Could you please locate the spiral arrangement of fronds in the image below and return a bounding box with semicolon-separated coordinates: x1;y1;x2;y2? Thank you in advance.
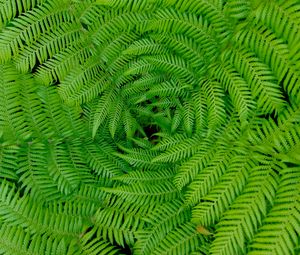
0;0;299;254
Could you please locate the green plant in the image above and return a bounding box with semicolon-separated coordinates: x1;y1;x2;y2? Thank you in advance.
0;0;299;254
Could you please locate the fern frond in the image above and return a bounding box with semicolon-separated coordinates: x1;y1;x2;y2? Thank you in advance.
112;168;175;185
209;158;281;255
124;38;167;56
0;224;74;255
152;134;204;163
145;80;190;99
248;167;300;255
95;0;159;12
182;100;195;136
39;85;84;138
17;142;61;202
234;22;300;100
122;108;139;139
171;108;183;133
202;79;226;129
144;54;195;83
147;6;220;48
0;0;47;29
84;142;124;178
92;206;143;247
108;96;124;138
0;0;74;62
121;73;164;97
150;221;205;255
253;0;300;47
114;147;169;171
247;104;300;156
192;155;252;227
91;9;150;46
152;133;189;152
0;63;31;140
47;141;83;195
153;33;208;69
224;46;286;114
184;149;235;206
79;228;124;255
102;180;180;206
169;0;231;41
173;138;217;190
15;22;83;73
0;1;299;254
211;62;256;124
92;88;117;137
134;200;190;255
97;33;138;64
192;87;208;132
58;57;108;105
35;42;93;85
173;116;241;190
224;0;251;21
0;181;84;237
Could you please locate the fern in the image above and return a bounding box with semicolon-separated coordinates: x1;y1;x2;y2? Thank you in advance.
0;0;299;254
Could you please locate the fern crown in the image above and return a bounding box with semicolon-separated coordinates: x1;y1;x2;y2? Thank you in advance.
0;0;299;254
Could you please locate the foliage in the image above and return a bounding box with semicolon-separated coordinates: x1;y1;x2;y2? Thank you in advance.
0;0;299;254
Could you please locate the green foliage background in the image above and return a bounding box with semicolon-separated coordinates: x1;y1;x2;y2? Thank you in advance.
0;0;300;254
